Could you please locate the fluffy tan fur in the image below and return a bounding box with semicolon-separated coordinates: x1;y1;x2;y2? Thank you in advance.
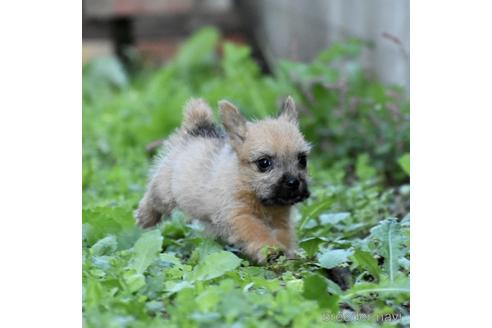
136;96;310;263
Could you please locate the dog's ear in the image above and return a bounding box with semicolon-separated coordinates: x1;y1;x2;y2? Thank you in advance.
219;100;247;149
278;96;298;125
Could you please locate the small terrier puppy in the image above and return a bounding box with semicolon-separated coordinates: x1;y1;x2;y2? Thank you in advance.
136;96;310;263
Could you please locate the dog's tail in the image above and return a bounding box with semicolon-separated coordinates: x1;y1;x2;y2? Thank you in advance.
182;98;219;137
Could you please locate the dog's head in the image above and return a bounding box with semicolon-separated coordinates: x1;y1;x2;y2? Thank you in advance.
219;96;311;206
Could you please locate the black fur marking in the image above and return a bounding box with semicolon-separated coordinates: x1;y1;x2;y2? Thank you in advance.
260;178;310;206
188;122;225;139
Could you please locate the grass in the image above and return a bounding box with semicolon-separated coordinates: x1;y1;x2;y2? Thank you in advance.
83;27;410;327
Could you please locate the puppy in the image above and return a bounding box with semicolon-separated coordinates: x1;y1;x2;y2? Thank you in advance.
136;96;311;263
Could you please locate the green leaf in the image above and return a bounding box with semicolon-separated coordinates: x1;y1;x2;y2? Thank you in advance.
128;230;163;274
317;39;366;63
299;237;328;257
84;277;105;311
317;248;353;269
188;251;242;282
82;206;136;246
123;270;146;292
188;238;223;265
90;235;117;256
175;27;219;68
352;248;381;281
398;153;410;175
299;196;335;230
84;56;128;89
303;273;339;312
342;277;409;300
369;218;403;282
319;212;350;225
165;280;193;294
325;278;343;296
356;153;377;180
160;253;182;266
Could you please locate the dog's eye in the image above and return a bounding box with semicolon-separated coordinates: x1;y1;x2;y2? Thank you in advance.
298;153;307;169
256;157;272;172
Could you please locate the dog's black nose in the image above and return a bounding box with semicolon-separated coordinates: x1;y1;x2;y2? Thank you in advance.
284;175;300;190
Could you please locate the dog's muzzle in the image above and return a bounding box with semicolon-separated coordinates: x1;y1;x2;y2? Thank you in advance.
261;174;310;206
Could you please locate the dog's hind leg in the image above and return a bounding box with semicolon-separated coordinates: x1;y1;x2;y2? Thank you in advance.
135;192;165;228
135;164;175;228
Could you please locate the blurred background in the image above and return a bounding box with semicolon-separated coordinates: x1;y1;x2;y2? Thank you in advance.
83;0;409;90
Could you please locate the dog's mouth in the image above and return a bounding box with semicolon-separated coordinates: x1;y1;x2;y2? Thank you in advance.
260;190;310;206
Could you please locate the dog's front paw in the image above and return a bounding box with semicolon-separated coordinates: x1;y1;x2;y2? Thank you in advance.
249;244;284;264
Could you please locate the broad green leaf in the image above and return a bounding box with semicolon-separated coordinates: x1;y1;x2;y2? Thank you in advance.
399;257;410;271
369;218;403;282
285;279;303;292
299;196;335;230
319;212;350;225
317;39;366;63
123;270;146;292
356;154;377;180
90;235;117;256
325;278;343;296
299;237;328;257
352;248;381;281
175;27;219;68
82;207;136;246
303;273;339;312
160;253;182;266
84;56;128;89
188;238;223;265
84;277;105;311
165;280;193;294
317;248;353;269
128;230;163;274
145;300;164;315
342;277;409;300
398;153;410;175
188;251;241;282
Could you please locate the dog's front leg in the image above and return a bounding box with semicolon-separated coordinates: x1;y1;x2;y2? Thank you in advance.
229;214;284;263
271;216;297;259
